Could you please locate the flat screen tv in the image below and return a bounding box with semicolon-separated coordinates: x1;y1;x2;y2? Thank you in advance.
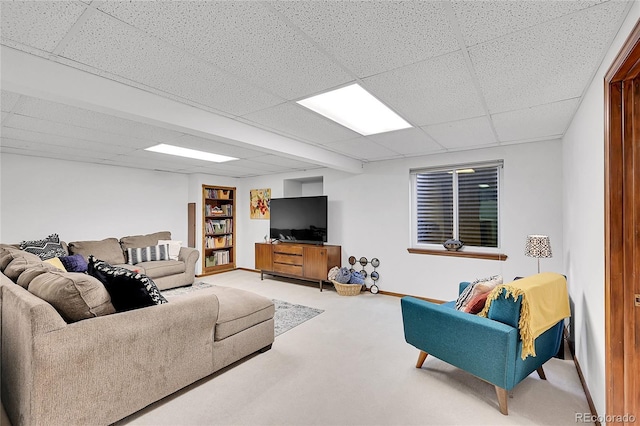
269;196;328;244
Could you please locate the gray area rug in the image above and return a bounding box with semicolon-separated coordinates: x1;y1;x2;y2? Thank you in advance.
272;299;323;337
162;282;323;337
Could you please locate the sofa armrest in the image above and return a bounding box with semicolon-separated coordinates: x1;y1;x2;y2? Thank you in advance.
401;296;518;388
178;246;200;283
27;292;218;425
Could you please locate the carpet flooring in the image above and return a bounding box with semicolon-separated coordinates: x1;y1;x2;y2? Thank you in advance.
117;270;591;425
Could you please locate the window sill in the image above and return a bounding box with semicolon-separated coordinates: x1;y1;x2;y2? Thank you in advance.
407;248;508;261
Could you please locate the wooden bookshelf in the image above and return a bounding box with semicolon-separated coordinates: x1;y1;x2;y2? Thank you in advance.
202;185;236;274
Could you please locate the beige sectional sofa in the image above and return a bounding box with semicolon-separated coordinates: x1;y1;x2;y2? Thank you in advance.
0;241;275;425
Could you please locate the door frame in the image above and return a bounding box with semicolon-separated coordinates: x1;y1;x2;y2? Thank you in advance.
604;19;640;420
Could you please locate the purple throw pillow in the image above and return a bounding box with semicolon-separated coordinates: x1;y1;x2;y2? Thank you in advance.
59;254;88;272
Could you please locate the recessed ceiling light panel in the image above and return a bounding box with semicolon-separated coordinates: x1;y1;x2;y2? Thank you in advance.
297;84;412;136
145;144;237;163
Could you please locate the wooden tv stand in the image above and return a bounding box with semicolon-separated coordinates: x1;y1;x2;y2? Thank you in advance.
255;242;341;291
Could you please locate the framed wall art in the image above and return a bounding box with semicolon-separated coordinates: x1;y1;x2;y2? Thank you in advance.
250;188;271;219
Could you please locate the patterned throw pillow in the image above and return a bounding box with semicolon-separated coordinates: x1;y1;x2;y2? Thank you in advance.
455;275;503;311
19;233;66;260
127;244;170;265
87;256;167;312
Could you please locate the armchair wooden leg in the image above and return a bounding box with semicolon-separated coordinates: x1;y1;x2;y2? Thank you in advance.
536;366;547;380
495;386;508;415
416;351;428;368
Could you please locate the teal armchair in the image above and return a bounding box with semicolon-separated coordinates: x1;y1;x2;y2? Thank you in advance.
401;281;565;415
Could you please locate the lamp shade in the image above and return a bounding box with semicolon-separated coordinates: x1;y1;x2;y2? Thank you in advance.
525;235;552;258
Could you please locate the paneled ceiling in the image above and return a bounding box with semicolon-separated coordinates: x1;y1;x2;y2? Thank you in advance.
0;1;632;177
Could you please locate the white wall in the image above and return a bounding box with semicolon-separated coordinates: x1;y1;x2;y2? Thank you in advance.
562;5;639;418
237;139;564;301
0;154;190;244
1;139;564;303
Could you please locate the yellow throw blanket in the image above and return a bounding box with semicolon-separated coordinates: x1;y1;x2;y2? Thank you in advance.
478;272;570;359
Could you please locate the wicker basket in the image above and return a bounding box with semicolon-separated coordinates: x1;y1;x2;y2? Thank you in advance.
331;280;362;296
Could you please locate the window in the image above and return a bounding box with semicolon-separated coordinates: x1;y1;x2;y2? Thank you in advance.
411;162;502;250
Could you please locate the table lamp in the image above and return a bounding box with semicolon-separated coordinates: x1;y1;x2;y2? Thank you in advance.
525;234;552;273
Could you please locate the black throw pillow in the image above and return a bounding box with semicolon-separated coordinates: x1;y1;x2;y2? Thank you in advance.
87;256;167;312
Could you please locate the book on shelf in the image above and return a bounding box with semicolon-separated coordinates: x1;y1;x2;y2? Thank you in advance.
205;204;232;216
205;250;230;267
204;234;232;249
205;219;232;235
205;189;232;200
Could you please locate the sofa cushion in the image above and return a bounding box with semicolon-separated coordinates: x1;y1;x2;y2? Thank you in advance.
68;238;125;265
127;244;171;265
16;263;59;288
28;271;116;322
87;256;167;312
120;231;171;252
0;248;15;271
210;286;275;341
134;260;186;279
19;233;67;260
0;247;40;271
464;291;490;314
59;254;88;272
4;256;44;281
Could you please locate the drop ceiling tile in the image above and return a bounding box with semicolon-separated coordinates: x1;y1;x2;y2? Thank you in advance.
0;1;86;53
1;127;137;155
452;0;605;47
97;1;352;101
241;102;360;144
0;138;119;163
5;114;155;148
363;51;485;126
14;95;185;143
57;11;283;116
423;116;497;149
324;137;402;161
1;91;22;112
271;1;458;78
250;154;320;170
469;0;630;113
492;98;580;142
188;160;275;177
367;128;444;156
101;155;189;173
228;159;295;173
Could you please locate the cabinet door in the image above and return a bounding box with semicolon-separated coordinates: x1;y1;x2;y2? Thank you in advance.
255;243;273;270
303;247;328;280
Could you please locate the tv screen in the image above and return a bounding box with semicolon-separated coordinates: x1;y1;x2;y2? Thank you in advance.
270;196;328;244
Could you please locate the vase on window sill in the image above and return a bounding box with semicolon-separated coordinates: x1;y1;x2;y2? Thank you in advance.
443;239;464;251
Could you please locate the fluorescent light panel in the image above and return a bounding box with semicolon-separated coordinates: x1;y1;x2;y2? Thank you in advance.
297;84;412;136
145;144;237;163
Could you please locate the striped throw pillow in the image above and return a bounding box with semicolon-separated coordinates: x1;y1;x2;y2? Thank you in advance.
127;244;170;265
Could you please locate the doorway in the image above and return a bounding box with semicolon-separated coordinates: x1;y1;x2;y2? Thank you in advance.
604;19;640;422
